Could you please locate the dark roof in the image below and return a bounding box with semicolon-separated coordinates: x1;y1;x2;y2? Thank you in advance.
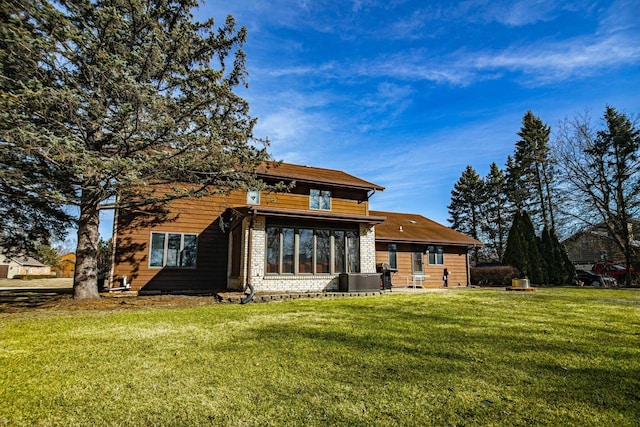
10;256;47;267
371;210;483;247
256;162;384;191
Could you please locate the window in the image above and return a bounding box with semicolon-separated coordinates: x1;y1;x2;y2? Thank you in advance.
310;189;331;210
266;227;280;274
298;229;313;273
428;245;444;265
388;244;397;270
315;230;331;273
334;231;345;273
412;250;424;273
266;225;359;275
346;231;359;273
247;190;260;205
282;228;295;273
149;232;197;268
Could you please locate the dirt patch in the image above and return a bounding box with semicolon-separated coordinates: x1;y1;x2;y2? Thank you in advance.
0;291;224;315
0;278;73;289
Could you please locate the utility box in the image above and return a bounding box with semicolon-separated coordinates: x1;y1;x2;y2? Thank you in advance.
339;273;381;292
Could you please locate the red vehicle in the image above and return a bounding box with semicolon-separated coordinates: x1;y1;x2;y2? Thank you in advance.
592;262;636;282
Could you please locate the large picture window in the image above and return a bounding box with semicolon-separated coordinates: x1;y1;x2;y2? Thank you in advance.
310;189;331;210
266;225;358;275
428;245;444;265
149;232;197;268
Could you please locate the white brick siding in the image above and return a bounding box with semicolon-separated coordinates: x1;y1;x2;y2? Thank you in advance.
230;217;379;292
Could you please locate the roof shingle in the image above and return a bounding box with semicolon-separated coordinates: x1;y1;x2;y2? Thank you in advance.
257;162;384;191
372;211;482;246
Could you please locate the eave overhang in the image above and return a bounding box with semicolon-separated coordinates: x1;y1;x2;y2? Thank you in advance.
245;206;387;225
375;236;483;247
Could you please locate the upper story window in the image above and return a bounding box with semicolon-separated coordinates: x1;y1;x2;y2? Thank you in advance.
310;189;331;210
428;245;444;265
149;232;197;268
247;190;260;205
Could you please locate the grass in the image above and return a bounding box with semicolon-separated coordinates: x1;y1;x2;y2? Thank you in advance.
1;288;639;426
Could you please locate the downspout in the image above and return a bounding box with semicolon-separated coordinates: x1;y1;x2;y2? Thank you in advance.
240;211;256;304
365;189;376;214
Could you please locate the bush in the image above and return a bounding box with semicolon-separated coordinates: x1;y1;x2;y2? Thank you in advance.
471;265;519;286
12;274;57;280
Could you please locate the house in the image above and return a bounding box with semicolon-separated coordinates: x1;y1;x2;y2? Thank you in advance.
111;162;480;294
112;162;386;293
0;251;52;279
372;211;483;288
53;253;76;278
562;220;639;267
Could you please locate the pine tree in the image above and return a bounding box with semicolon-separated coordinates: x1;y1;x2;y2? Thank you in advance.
509;111;556;231
482;163;511;261
520;211;545;284
448;165;485;263
0;1;272;298
503;211;545;284
503;211;526;275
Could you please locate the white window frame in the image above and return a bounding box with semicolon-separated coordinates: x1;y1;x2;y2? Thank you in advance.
247;190;260;205
428;245;444;265
149;232;197;268
310;189;331;211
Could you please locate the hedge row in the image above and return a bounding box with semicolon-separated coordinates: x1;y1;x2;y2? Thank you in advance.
11;275;58;280
470;266;520;286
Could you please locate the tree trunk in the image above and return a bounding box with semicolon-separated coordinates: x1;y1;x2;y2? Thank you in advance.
73;191;101;299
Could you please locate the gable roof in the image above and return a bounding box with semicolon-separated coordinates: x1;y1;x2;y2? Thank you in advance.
9;255;47;267
371;210;483;247
256;162;384;191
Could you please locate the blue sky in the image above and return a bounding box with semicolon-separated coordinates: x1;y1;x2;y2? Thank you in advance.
97;0;639;241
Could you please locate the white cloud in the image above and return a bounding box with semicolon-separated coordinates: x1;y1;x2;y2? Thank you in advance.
470;32;640;84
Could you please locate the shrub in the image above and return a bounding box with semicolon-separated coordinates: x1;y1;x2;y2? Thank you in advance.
470;265;519;286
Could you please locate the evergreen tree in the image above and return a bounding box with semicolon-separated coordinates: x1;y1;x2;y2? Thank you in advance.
540;227;575;286
503;211;545;284
503;211;526;274
0;1;273;298
552;231;575;285
448;165;485;263
510;111;556;231
520;211;545;284
482;163;511;261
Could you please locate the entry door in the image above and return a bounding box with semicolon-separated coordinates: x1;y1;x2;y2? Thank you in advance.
412;250;424;274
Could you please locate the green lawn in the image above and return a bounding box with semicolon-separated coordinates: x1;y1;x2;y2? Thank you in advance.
1;288;638;426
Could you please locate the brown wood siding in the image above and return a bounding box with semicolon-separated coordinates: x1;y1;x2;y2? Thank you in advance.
114;191;244;292
115;184;372;292
375;243;469;288
259;185;369;215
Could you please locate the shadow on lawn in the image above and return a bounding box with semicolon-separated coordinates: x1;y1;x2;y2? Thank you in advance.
232;300;639;421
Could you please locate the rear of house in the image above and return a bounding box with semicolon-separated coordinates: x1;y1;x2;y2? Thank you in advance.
372;211;482;288
112;162;385;294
